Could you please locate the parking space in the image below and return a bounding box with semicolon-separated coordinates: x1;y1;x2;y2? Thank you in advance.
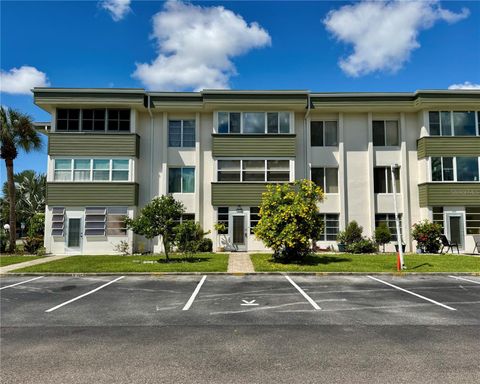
1;274;480;327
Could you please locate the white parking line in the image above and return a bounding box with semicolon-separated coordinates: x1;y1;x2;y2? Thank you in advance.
285;275;321;310
449;275;480;285
367;276;456;311
45;276;125;313
0;276;44;290
182;275;207;311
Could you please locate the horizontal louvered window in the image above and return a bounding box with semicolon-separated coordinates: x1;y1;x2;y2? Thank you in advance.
51;207;65;236
85;207;106;236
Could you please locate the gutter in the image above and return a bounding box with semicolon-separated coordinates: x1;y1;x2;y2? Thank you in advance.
304;94;312;178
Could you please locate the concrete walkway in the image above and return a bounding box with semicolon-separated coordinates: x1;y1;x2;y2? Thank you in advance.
0;255;71;274
227;252;254;273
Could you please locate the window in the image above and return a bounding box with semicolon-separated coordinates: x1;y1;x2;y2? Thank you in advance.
249;207;260;234
169;167;195;193
311;168;338;193
82;109;106;131
217;160;291;182
217;112;291;134
431;157;479;182
168;120;195;147
107;109;130;131
373;120;399;146
56;109;80;131
432;207;444;232
466;207;480;235
51;207;65;236
54;158;130;182
318;214;339;241
429;111;478;136
374;167;400;193
375;214;402;241
107;207;127;236
85;207;106;236
217;207;229;234
54;159;73;181
56;108;130;132
310;121;338;146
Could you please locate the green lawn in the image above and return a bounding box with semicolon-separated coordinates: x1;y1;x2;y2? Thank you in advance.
0;256;43;267
251;253;480;273
14;253;228;273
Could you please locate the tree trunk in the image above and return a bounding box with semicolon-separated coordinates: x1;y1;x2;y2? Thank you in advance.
162;236;170;263
5;158;16;253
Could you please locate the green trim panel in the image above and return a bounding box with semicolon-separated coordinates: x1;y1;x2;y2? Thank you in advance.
47;183;138;206
211;183;272;206
212;134;296;157
417;137;480;159
49;134;140;157
418;183;480;207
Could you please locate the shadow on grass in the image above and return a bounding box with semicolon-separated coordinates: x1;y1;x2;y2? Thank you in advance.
409;263;433;270
156;256;212;264
269;254;352;266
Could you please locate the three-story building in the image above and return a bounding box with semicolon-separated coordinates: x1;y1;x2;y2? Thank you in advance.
33;88;480;255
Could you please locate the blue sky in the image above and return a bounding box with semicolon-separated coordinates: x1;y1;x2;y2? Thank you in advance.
1;0;479;187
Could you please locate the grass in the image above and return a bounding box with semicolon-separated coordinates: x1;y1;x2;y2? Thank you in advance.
13;253;228;273
0;255;43;267
251;253;480;273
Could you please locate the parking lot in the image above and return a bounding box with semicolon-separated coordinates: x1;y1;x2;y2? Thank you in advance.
1;274;480;383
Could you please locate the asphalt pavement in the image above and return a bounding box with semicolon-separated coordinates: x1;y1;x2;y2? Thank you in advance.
1;275;479;383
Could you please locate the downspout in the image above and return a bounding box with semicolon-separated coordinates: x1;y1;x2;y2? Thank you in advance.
147;94;154;252
304;93;312;179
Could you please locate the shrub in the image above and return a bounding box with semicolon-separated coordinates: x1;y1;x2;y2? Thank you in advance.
197;238;213;252
36;246;46;257
346;238;377;254
23;236;43;254
337;221;363;245
411;220;442;253
28;213;45;237
0;229;7;253
375;223;392;252
113;240;130;255
254;180;324;262
175;220;211;254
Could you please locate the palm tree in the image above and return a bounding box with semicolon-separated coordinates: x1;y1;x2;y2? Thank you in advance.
1;107;41;252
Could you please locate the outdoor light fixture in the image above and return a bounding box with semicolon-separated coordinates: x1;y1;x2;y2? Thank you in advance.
390;164;405;270
236;206;243;214
3;224;10;231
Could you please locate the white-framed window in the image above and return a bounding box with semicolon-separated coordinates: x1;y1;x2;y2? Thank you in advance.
311;167;338;193
431;156;480;182
107;207;128;236
318;214;339;241
216;159;291;182
374;167;400;193
428;111;479;136
217;207;229;234
249;207;260;234
168;167;195;193
466;207;480;235
373;120;399;146
53;158;131;182
168;120;195;147
310;121;338;146
375;213;403;241
51;207;65;236
56;108;130;132
216;112;292;134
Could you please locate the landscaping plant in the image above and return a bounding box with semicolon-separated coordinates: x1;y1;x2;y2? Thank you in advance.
125;195;185;262
23;212;45;254
175;220;211;254
254;179;324;262
411;220;442;253
375;223;392;253
336;220;363;247
346;238;377;254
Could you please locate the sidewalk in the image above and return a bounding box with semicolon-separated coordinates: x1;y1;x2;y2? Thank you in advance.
227;253;254;273
0;255;71;274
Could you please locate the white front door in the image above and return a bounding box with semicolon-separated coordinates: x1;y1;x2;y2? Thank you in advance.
445;212;465;250
231;214;247;251
66;217;83;254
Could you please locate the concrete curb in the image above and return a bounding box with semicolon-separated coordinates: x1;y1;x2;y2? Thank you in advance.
2;272;480;277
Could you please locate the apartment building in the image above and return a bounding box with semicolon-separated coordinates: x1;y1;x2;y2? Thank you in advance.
33;88;480;255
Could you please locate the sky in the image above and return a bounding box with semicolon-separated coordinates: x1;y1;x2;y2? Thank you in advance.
1;0;479;187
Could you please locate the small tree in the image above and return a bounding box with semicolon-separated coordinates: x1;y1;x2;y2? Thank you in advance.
254;180;324;262
175;220;210;254
125;196;185;262
375;223;392;253
337;220;363;245
411;220;442;253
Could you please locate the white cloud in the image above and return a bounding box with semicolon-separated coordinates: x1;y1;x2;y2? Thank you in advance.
100;0;131;22
0;66;50;95
324;0;470;77
448;81;480;90
132;0;271;91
